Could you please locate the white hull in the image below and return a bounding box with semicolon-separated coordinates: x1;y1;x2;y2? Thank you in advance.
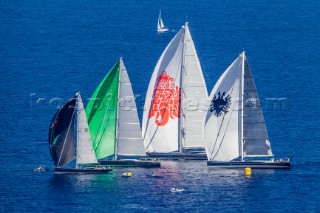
157;28;169;32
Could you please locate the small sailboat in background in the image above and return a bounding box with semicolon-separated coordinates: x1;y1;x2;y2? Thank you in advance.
85;58;160;167
143;22;208;160
157;10;169;32
48;93;112;173
204;52;291;169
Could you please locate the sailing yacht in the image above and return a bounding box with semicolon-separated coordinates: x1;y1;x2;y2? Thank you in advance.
85;58;160;167
157;10;169;32
204;52;291;168
48;93;112;173
143;22;208;159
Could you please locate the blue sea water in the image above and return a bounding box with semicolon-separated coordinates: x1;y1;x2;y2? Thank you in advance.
1;0;320;212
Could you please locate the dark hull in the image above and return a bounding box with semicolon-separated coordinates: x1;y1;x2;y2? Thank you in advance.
98;160;160;168
147;152;207;160
207;160;291;169
55;167;113;174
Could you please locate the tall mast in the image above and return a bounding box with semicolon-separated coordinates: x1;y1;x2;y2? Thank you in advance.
240;52;245;161
75;93;79;169
114;59;121;161
179;23;187;153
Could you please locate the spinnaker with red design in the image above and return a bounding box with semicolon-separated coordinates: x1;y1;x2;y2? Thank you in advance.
142;22;208;158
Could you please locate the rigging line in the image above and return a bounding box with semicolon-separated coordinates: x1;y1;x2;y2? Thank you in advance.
211;94;238;160
58;107;76;166
209;71;241;161
145;37;184;150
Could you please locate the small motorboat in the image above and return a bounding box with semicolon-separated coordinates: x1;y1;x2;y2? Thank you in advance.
122;172;132;177
146;172;163;178
33;166;49;172
170;187;184;193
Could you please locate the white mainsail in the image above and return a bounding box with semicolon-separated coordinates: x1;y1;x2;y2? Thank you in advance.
143;22;208;153
242;55;273;157
75;93;98;166
181;23;208;150
116;58;146;158
204;52;273;161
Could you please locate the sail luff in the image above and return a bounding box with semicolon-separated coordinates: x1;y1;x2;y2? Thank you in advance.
240;52;245;161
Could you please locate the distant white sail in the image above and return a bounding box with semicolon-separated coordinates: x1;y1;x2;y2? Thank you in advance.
117;58;146;158
205;52;273;161
157;10;169;32
76;93;98;166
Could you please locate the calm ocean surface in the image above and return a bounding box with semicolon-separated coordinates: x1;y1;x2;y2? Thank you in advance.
1;0;320;212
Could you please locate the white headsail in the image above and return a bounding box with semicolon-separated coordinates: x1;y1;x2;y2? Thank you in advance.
205;52;273;161
76;93;98;166
116;58;146;158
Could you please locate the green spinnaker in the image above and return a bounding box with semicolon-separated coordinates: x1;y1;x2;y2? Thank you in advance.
86;61;120;160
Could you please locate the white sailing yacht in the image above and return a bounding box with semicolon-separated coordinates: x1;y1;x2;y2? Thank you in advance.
157;10;169;32
143;22;208;159
204;52;290;168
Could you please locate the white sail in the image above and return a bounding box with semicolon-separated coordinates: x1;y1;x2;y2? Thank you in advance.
242;55;273;157
204;55;243;161
116;58;146;158
181;23;208;150
143;27;185;153
143;22;208;153
76;93;98;166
